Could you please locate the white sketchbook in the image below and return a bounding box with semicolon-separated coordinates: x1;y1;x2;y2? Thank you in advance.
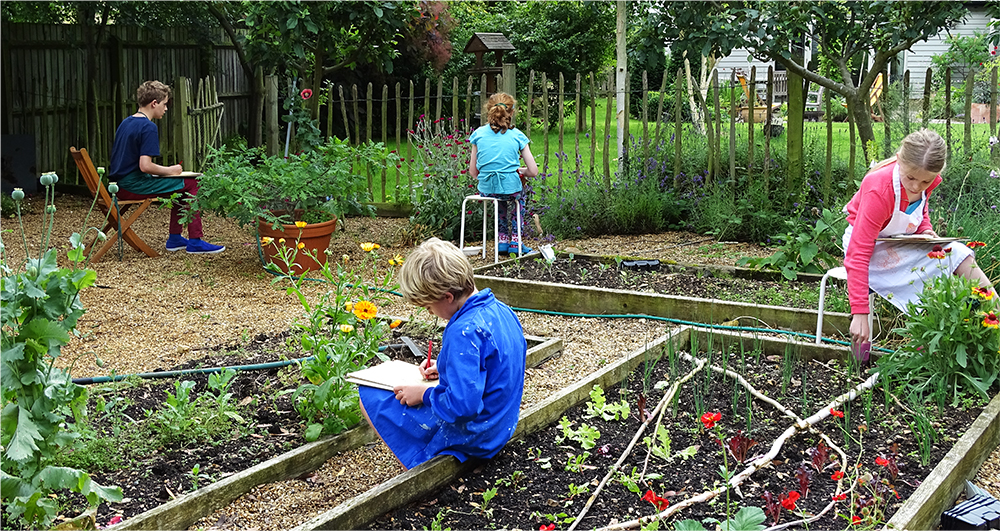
150;171;202;178
346;359;439;391
876;235;967;244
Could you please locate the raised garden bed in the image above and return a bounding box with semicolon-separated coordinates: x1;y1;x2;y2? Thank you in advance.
474;253;854;337
52;321;560;531
281;327;997;531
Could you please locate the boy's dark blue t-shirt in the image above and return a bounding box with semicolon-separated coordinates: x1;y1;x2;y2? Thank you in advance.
108;116;160;179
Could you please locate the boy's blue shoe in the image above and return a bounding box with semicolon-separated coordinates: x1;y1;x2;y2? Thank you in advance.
186;238;226;254
513;244;533;254
497;243;510;254
165;234;188;252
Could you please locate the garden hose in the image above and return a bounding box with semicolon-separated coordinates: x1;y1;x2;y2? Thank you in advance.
72;344;404;385
248;230;889;354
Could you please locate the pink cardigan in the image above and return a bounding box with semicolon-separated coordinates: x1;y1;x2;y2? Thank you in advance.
843;162;941;314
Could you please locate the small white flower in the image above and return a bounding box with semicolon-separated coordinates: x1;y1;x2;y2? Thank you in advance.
991;170;998;179
990;136;999;147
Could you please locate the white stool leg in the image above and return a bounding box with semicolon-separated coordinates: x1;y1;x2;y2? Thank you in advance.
868;292;875;340
493;198;499;263
480;198;487;260
459;196;471;252
815;271;832;344
516;197;523;255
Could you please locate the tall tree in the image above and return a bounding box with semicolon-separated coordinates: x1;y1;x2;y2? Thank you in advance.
637;1;968;160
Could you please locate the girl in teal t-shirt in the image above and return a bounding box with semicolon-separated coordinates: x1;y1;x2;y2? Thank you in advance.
468;92;539;254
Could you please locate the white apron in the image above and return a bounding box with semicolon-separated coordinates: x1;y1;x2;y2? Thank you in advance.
843;164;974;314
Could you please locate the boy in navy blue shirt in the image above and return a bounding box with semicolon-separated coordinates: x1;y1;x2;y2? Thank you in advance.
108;80;224;254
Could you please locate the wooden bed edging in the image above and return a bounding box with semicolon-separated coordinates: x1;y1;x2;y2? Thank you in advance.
115;425;376;531
476;274;852;336
687;326;852;360
288;328;691;531
885;390;1000;531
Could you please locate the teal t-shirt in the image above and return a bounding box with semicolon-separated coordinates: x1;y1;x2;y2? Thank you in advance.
469;125;529;195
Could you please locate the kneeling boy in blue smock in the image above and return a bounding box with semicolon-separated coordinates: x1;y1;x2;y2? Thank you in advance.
359;237;526;469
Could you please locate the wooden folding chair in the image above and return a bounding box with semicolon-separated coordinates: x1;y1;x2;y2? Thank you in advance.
70;147;161;262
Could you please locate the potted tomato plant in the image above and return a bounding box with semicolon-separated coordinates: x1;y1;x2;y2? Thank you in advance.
190;137;387;273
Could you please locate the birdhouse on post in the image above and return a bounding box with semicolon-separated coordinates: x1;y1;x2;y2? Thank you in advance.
464;32;515;98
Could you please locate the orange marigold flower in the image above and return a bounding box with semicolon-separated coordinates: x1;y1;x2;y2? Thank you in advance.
353;300;378;320
297;242;305;250
983;312;999;329
389;319;402;329
295;221;307;228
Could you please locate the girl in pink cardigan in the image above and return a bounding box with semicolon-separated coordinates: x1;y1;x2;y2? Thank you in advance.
843;129;994;346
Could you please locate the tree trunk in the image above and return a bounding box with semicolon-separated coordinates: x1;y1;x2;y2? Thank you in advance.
849;96;876;162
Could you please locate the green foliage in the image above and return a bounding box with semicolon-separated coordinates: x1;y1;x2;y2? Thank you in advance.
277;245;398;441
930;32;993;103
737;207;847;279
564;452;591;473
1;178;122;528
554;416;601;449
643;424;673;461
407;116;479;241
146;375;246;447
585;384;630;421
192;137;386;229
885;264;1000;406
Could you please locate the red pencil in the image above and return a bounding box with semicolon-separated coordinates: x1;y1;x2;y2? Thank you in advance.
426;339;433;369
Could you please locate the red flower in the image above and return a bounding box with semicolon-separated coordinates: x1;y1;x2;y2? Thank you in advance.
832;493;847;501
700;411;722;429
927;245;946;259
852;515;863;525
642;489;670;511
780;491;800;510
300;88;313;100
831;470;845;481
968;241;987;248
875;456;889;466
830;408;844;418
540;525;556;531
983;312;999;329
107;516;123;526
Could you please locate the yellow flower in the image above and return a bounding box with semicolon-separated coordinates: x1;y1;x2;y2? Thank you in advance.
360;242;380;252
297;242;306;250
278;238;286;245
353;300;378;320
295;221;307;228
345;302;353;312
389;319;402;329
389;254;404;266
973;286;995;301
338;324;355;334
261;236;273;245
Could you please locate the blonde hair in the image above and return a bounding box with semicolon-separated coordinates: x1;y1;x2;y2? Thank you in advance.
136;81;171;107
897;128;947;174
397;237;475;307
483;92;516;134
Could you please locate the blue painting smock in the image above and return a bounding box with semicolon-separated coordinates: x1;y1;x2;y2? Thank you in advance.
108;116;184;195
359;288;526;469
469;125;529;195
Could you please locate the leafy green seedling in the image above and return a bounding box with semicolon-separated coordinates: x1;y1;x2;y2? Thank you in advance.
555;416;601;449
585;384;630;421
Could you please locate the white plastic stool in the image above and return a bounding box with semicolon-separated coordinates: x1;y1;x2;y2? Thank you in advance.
458;195;522;263
815;266;874;344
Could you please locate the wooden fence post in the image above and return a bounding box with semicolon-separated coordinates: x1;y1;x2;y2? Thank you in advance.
175;76;194;167
748;65;756;172
641;70;649;164
945;67;952;156
558;72;565;179
965;68;973;157
903;69;910;136
502;63;516;103
729;71;737;187
712;69;720;184
881;65;891;160
824;87;833;205
923;68;932;130
603;72;613;187
589;72;597;178
674;69;682;186
525;71;534;140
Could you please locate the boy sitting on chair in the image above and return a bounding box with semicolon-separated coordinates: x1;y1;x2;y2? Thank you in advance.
108;80;224;255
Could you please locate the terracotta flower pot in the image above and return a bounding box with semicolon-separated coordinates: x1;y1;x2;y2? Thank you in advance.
257;213;337;275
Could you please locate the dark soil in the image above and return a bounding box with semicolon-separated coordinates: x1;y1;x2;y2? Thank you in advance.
482;255;846;312
371;348;981;531
56;327;435;528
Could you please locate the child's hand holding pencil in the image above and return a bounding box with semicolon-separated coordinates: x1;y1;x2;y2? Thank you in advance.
419;340;439;381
